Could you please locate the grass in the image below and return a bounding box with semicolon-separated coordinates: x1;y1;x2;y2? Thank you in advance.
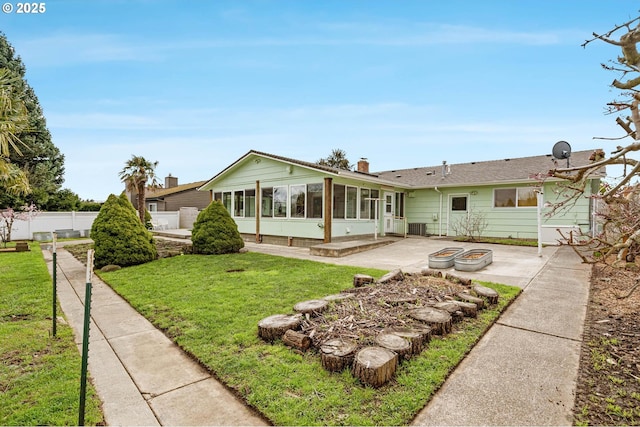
0;244;103;425
97;250;520;426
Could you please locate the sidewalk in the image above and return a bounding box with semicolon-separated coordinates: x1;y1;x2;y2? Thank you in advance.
43;246;267;426
43;237;590;426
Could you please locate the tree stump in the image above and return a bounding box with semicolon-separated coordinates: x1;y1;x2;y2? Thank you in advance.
282;329;311;352
293;299;329;314
320;338;358;372
375;333;412;360
257;314;302;342
409;307;452;335
382;326;430;355
353;274;375;288
473;285;499;305
456;292;485;310
433;302;464;322
449;300;478;318
377;269;404;284
420;268;443;278
353;346;397;388
444;272;472;286
323;293;355;302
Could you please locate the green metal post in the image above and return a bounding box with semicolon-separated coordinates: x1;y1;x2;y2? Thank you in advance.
78;249;94;426
52;233;57;337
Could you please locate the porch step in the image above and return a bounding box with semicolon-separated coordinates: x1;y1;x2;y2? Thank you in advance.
309;238;398;257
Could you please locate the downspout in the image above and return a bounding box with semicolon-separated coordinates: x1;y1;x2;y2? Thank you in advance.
434;187;443;237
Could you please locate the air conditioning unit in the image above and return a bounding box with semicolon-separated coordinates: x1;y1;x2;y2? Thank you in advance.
408;223;427;236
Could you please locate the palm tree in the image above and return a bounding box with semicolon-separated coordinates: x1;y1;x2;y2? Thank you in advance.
0;68;30;196
119;155;159;223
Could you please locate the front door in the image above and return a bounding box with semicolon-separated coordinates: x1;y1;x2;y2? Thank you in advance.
447;194;469;236
383;192;395;234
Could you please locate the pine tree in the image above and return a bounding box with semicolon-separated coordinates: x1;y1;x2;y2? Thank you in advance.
0;32;65;209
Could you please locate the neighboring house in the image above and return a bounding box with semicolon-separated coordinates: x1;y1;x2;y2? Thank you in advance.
198;149;605;247
127;175;211;212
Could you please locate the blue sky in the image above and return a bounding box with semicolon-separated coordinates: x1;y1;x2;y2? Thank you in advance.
1;0;638;201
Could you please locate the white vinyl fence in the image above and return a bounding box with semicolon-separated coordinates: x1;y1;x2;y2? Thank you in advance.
8;211;181;241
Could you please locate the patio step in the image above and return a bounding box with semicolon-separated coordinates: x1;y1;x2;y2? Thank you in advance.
309;238;398;257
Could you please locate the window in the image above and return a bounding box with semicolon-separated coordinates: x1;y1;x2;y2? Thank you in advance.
346;186;357;219
494;188;537;208
307;183;323;219
370;189;379;219
261;187;273;217
451;196;467;211
222;191;232;212
244;189;255;217
148;203;157;212
290;184;306;218
234;190;244;217
213;192;222;202
273;186;287;217
385;194;393;214
360;188;370;219
333;184;345;219
395;192;405;217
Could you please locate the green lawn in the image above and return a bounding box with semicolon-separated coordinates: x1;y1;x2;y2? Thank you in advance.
98;251;520;426
0;244;103;426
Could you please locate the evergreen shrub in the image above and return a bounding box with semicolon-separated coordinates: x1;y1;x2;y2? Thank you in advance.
90;193;158;268
192;200;244;255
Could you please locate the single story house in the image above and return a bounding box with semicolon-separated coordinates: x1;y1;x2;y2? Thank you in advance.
198;149;604;247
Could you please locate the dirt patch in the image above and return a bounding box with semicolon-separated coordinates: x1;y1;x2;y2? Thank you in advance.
61;238;192;265
573;263;640;425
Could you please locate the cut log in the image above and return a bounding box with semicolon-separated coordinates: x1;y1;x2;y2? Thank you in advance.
409;307;452;335
353;274;375;288
444;272;472;286
353;346;398;388
449;300;478;318
293;299;329;314
382;326;430;355
375;333;412;360
282;329;311;352
456;292;485;310
323;293;355;302
473;285;499;305
257;314;302;342
433;302;464;322
377;269;404;284
420;268;443;278
320;338;358;372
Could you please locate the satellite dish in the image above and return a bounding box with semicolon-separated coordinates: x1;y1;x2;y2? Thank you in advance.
552;141;571;167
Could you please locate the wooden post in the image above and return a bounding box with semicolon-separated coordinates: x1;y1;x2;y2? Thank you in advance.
255;180;260;243
324;177;332;243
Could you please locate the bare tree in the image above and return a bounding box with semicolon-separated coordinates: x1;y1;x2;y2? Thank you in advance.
450;208;488;242
547;16;640;265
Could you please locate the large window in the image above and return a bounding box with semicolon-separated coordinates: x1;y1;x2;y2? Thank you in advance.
346;186;357;219
494;188;537;208
360;188;370;219
261;187;273;217
273;186;287;218
290;184;306;218
222;191;232;212
245;189;256;217
370;189;379;219
307;183;323;218
234;190;244;217
333;184;345;219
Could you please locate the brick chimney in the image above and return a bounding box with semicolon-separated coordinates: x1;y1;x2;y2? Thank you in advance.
165;174;178;188
357;158;369;173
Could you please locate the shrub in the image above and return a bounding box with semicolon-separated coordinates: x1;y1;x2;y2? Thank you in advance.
90;194;158;269
192;200;244;254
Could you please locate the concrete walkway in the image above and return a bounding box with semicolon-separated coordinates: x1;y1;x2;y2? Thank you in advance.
43;236;590;426
43;246;267;426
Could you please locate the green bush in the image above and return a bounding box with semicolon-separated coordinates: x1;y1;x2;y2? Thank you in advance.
90;193;158;269
192;200;244;254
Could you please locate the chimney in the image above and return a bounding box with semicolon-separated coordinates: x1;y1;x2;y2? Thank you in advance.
165;174;178;188
357;158;369;173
